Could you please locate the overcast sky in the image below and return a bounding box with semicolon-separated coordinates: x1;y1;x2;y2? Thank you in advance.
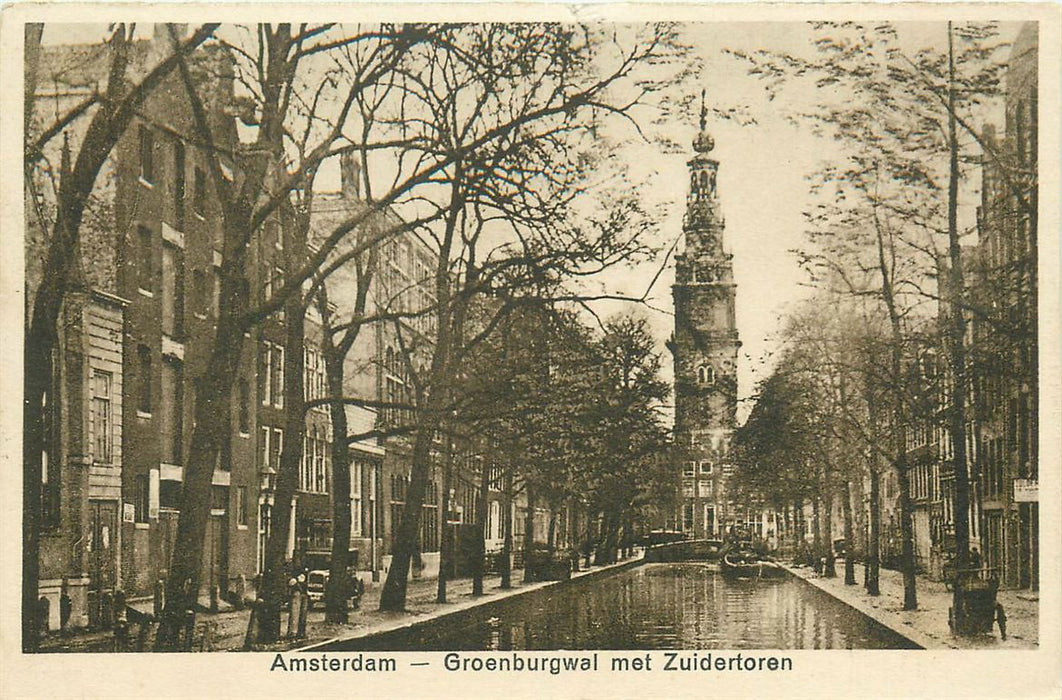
585;21;1018;422
40;21;1020;422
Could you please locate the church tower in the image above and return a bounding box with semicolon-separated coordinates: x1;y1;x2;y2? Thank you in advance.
669;91;740;538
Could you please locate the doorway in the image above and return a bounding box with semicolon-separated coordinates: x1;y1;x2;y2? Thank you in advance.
87;500;118;628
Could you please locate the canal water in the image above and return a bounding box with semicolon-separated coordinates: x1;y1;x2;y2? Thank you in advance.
326;563;918;651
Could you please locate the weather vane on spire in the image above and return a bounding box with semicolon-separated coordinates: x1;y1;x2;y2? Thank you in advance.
693;88;714;154
700;88;708;132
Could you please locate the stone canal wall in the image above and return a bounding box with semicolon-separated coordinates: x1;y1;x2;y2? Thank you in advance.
784;562;1037;650
304;556;645;652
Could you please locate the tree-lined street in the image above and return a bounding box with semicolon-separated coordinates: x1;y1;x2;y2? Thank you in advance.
20;17;1041;659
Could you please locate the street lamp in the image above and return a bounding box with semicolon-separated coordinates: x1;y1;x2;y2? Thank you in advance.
259;463;277;497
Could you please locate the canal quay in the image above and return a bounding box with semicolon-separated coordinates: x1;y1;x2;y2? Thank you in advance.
39;547;1038;654
313;559;918;652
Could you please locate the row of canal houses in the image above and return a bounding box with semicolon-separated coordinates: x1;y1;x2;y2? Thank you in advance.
27;27;552;633
889;23;1039;591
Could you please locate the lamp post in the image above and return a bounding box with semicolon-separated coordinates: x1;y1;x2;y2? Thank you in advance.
260;463;277;497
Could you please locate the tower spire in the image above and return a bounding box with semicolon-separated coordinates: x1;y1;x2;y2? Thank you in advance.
699;88;707;132
693;88;714;154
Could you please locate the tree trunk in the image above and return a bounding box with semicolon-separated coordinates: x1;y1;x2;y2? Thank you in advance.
547;510;558;553
472;459;489;596
324;346;352;624
897;456;918;609
867;458;881;596
522;485;536;583
500;466;513;589
600;511;620;565
436;432;454;604
945;21;973;628
843;480;857;585
257;293;308;641
823;486;836;578
812;497;822;563
379;415;436;611
22;332;48;651
156;294;246;648
884;261;917;610
871;171;917;610
381;157;463;611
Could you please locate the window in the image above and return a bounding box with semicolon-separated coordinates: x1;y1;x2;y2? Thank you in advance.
258;426;270;470
162;243;185;338
273;267;285;320
682;504;694;531
235;486;247;527
698;365;715;385
91;370;112;463
137;345;152;414
137;225;154;292
139;125;154;184
421;499;438;552
160;357;183;464
312;429;327;494
271;345;284;408
351;461;363;537
259;343;271;406
304;347;327;409
682;461;696;476
159;479;181;510
135;474;150;523
173;141;185;228
300;433;312;492
271;428;283;475
210;485;228;515
489;500;501;540
699;460;713;474
238;379;249;434
193;167;205;216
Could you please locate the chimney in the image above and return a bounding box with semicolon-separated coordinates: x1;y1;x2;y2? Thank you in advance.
340;150;361;200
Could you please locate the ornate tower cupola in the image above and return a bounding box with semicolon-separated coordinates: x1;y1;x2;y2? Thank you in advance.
689;89;718;206
676;90;731;287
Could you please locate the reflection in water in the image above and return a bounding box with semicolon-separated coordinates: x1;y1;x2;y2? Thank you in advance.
332;563;918;651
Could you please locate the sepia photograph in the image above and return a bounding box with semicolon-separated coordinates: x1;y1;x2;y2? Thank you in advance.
5;5;1059;695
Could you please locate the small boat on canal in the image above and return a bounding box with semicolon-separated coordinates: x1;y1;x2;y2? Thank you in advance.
721;548;786;579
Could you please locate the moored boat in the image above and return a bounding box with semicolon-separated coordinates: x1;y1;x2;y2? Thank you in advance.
721;549;786;579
